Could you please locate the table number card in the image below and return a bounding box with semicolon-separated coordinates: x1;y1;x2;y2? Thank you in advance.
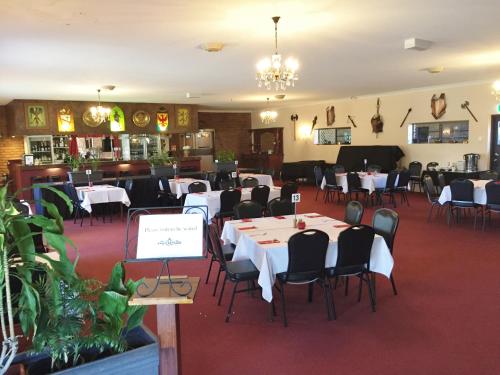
291;193;301;203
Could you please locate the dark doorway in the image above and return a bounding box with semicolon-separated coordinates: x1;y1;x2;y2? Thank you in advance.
491;115;500;173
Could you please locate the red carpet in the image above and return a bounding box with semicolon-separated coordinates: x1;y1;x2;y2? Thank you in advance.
64;186;500;375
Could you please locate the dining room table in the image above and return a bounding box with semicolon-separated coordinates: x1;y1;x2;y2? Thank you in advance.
76;184;131;213
239;173;274;187
438;179;493;205
221;213;394;302
183;186;281;221
160;178;212;199
321;172;397;195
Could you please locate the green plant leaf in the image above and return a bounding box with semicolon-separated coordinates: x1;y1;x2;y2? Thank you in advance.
126;305;147;331
106;262;127;294
99;290;128;316
18;280;40;335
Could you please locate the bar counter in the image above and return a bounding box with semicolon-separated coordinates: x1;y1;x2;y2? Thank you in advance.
8;157;201;199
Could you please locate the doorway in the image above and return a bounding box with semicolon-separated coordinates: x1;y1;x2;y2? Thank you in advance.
490;115;500;173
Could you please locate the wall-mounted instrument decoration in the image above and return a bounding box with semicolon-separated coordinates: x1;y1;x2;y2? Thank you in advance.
431;93;446;119
371;98;384;134
310;115;318;135
347;115;357;128
291;114;298;140
461;100;478;122
326;106;335;126
399;108;412;128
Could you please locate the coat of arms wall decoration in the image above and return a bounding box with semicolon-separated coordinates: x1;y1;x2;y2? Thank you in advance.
431;93;446;119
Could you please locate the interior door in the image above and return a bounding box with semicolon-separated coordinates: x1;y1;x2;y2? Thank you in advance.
491;115;500;173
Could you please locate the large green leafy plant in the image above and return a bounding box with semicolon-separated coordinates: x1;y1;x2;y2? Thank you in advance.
216;150;235;162
0;184;147;373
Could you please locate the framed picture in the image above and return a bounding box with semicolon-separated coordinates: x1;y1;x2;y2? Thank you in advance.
109;106;126;132
157;112;169;132
25;104;48;129
24;154;34;166
57;107;75;132
176;107;190;127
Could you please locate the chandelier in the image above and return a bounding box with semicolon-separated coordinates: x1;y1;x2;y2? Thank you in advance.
256;16;299;90
260;98;278;124
492;80;500;101
89;89;111;122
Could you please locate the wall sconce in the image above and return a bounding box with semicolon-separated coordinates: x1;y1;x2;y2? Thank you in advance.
492;80;500;101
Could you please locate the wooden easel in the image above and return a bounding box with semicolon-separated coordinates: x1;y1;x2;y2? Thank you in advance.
129;276;200;375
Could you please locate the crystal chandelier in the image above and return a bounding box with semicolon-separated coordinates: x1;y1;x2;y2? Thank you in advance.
256;16;299;90
89;89;111;122
492;80;500;101
260;98;278;124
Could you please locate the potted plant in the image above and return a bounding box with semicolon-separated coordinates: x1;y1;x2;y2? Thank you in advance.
148;152;176;177
0;184;157;374
66;156;89;184
214;150;237;173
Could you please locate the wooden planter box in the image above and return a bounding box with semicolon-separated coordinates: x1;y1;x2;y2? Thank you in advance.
150;166;175;178
67;170;104;184
12;325;159;374
214;161;236;173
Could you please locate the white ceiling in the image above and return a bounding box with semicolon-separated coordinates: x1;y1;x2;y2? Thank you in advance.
1;0;500;109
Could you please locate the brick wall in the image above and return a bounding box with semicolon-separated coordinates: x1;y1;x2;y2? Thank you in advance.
0;106;25;176
198;112;251;159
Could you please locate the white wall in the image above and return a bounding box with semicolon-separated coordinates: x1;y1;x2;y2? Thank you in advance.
251;82;498;170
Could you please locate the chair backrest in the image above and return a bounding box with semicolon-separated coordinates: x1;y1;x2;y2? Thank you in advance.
268;198;294;216
63;183;79;203
159;177;172;194
422;175;436;201
283;229;329;282
124;178;134;193
347;172;361;190
208;224;226;267
437;173;446;189
280;182;298;200
324;168;337;186
251;185;270;208
372;208;399;253
233;200;263;219
215;172;232;190
219;189;242;213
188;181;207;193
219;179;236;190
479;170;499;180
485;181;500;206
426;162;439;171
367;164;382;173
449;179;474;203
336;225;375;273
242;177;259;188
334;165;345;174
344;201;364;225
385;170;399;189
408;161;422;178
313;166;324;187
396;170;411;188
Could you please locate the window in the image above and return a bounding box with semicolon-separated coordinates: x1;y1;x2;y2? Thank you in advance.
314;127;351;145
408;121;469;144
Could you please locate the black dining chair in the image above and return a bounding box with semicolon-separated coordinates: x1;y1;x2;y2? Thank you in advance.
313;166;324;201
395;169;411;206
251;185;270;211
333;165;345;174
408;161;423;192
448;179;482;229
423;175;444;222
275;229;332;326
323;168;344;203
158;176;179;206
219;178;236;190
437;173;446;194
375;170;398;207
63;183;90;226
214;188;241;229
215;172;234;190
209;224;260;322
482;181;500;230
188;181;207;193
372;208;399;296
233;200;263;220
280;181;298;201
344;201;363;225
268;198;294;216
241;176;259;188
347;172;369;205
326;225;376;315
367;164;382;173
426;162;439;171
205;224;235;294
479;170;499;180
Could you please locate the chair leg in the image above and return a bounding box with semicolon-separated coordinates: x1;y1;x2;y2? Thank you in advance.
326;278;336;320
308;283;314;302
217;274;228;306
371;273;377;303
357;275;363;302
321;281;332;321
205;255;215;284
279;282;288;327
390;274;398;295
225;281;239;322
344;276;349;296
366;273;376;312
213;265;222;296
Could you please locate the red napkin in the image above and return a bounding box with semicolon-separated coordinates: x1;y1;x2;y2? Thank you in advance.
334;224;350;228
241;218;253;222
239;226;257;230
274;216;286;219
304;214;324;218
258;239;280;245
495;181;500;185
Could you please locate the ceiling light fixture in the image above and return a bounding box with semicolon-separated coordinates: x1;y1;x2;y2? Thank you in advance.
260;98;278;125
492;80;500;101
89;88;111;122
256;16;299;90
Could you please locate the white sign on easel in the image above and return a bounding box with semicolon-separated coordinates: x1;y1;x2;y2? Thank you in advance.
136;214;203;259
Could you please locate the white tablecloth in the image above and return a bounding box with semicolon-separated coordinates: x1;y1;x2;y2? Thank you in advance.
239;173;274;187
223;213;394;302
76;185;131;213
321;173;392;195
161;178;212;199
183;187;281;221
438;179;492;205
